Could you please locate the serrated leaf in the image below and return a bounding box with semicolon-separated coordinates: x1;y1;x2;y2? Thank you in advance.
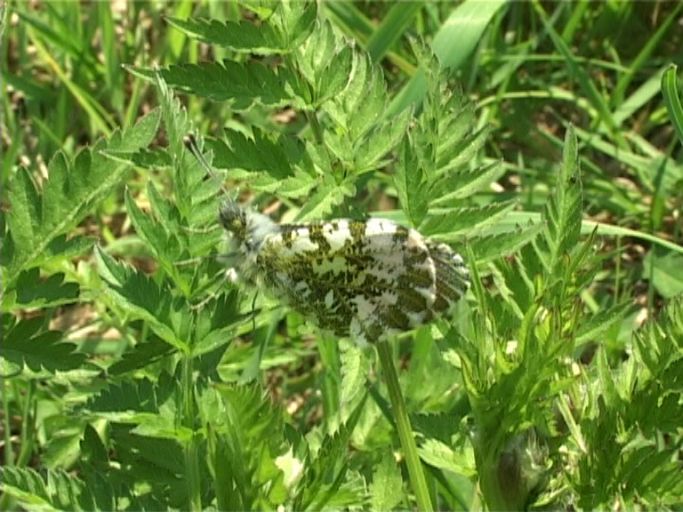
5;109;160;282
421;201;516;239
276;170;317;199
107;336;174;375
538;126;583;272
95;246;186;351
192;291;244;357
84;374;173;416
576;302;632;345
125;188;176;260
321;52;390;145
436;126;490;179
1;317;85;373
6;167;42;259
156;72;192;164
14;269;80;308
395;138;428;227
339;343;369;411
294;179;355;221
271;1;317;49
297;19;337;90
156;78;227;232
208;384;288;509
161;61;300;110
356;109;410;173
418;438;476;478
634;296;683;376
317;44;353;105
370;452;405;511
432;161;507;205
294;396;367;511
166;16;285;54
0;467;97;512
340;53;387;139
469;223;543;262
210;129;297;179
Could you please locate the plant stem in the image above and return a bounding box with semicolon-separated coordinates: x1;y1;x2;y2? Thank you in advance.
181;355;202;511
376;340;433;511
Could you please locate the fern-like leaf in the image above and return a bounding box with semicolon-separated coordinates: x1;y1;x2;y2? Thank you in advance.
1;316;85;373
4;109;160;284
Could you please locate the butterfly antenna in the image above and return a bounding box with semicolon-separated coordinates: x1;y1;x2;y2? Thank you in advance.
251;291;259;333
184;133;234;202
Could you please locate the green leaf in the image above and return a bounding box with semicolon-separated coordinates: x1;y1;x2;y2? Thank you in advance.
161;61;300;110
0;467;97;512
14;268;80;308
294;397;367;511
270;1;318;49
107;336;174;375
662;64;683;146
211;129;299;179
387;0;507;116
339;342;370;415
634;296;683;377
207;384;288;510
296;19;341;101
470;224;543;263
354;109;410;173
317;44;354;106
4;109;160;283
276;170;317;199
366;2;421;62
370;451;405;510
325;52;388;140
95;246;187;352
432;161;506;206
294;178;356;221
156;76;225;232
84;373;175;419
418;438;476;478
1;317;85;373
537;126;583;273
575;302;632;345
395;136;428;227
124;187;189;295
166;16;286;54
421;201;516;239
191;291;243;358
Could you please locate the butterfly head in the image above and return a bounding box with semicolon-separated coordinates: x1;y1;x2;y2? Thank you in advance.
219;200;248;242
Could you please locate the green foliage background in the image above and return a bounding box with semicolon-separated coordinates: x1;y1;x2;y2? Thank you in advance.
1;1;682;510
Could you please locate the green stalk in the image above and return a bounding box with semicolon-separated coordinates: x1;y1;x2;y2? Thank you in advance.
181;355;202;511
1;378;13;467
376;340;433;511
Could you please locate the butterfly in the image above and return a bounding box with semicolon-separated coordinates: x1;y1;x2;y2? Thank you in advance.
187;137;469;344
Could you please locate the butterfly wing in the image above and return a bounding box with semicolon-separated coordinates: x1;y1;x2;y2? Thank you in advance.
255;218;468;343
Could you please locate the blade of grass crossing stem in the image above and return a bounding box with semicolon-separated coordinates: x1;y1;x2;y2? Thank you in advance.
366;2;422;62
613;68;666;127
662;65;683;146
386;0;508;117
613;2;683;107
30;32;114;136
324;1;374;42
532;0;625;147
324;2;415;74
376;340;433;511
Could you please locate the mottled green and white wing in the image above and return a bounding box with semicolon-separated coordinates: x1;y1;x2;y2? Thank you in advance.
254;218;468;343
